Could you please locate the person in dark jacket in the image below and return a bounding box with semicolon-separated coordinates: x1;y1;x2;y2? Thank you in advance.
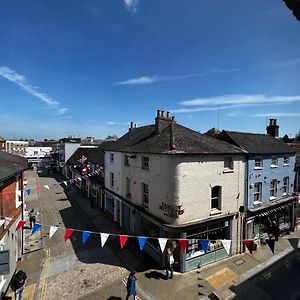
28;209;36;229
10;270;27;300
126;271;137;300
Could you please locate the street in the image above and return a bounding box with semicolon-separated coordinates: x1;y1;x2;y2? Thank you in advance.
23;169;149;300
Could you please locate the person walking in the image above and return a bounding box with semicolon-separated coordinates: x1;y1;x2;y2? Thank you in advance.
126;271;137;300
165;247;174;280
10;270;27;300
28;209;36;230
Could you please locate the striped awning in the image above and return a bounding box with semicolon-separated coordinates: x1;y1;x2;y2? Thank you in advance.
256;202;294;217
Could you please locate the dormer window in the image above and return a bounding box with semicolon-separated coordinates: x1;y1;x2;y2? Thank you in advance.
271;156;278;167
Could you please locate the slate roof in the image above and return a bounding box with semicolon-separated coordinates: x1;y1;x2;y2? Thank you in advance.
88;141;116;164
105;123;244;155
0;151;28;182
219;130;296;154
66;147;97;165
0;136;5;141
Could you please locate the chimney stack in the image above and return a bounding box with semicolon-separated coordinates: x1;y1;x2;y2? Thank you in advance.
155;109;175;135
129;121;134;131
266;118;279;138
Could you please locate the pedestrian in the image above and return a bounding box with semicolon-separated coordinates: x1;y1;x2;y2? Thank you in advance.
10;270;27;300
126;271;137;300
165;247;174;280
28;209;36;229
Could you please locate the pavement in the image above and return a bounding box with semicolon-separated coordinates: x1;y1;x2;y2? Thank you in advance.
4;170;300;300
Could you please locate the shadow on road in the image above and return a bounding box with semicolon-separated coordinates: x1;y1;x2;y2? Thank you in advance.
145;270;166;280
37;169;158;273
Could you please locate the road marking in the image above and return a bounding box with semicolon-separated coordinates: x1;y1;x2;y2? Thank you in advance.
118;266;127;275
40;248;50;300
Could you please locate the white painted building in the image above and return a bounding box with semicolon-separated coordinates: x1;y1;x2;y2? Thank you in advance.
5;140;29;156
103;111;246;272
24;146;53;168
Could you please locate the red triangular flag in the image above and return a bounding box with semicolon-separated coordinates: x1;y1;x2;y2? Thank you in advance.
243;239;254;254
120;235;128;250
179;239;188;253
36;186;41;193
16;220;26;231
65;229;74;241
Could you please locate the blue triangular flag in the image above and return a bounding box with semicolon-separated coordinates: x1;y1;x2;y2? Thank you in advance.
266;239;275;254
200;240;209;253
138;236;147;251
31;223;41;235
26;188;31;195
82;231;91;244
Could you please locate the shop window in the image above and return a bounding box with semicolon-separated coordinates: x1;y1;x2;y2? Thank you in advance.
211;186;221;210
142;156;149;170
142;183;149;208
271;156;278;167
254;157;263;169
270;179;277;198
282;177;289;194
224;157;233;171
126;177;131;198
254;182;262;204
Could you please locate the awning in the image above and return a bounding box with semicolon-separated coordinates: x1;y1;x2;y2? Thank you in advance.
255;202;294;217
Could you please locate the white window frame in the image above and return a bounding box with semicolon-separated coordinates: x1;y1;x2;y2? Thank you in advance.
142;156;149;170
15;177;22;208
271;156;278;168
253;182;262;204
211;186;221;211
282;177;289;195
124;154;130;166
270;179;277;198
142;183;149;208
254;157;263;169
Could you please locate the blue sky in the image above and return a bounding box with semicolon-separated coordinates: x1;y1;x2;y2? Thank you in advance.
0;0;300;140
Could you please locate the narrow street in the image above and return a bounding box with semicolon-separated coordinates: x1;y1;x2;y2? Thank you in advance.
23;169;148;300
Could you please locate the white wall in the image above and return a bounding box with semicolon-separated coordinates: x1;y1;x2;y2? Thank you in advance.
24;147;52;158
105;152;246;225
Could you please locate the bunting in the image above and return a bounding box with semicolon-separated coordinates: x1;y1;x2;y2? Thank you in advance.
49;226;58;239
17;190;22;197
243;240;254;254
16;220;26;231
158;238;168;253
36;186;41;193
200;240;209;253
26;188;31;195
220;239;232;255
44;185;50;190
65;229;74;241
100;233;109;247
179;239;188;253
120;235;128;250
266;239;275;254
31;223;42;235
138;236;147;251
82;231;91;244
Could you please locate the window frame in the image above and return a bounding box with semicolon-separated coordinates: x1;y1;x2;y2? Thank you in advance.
270;179;277;198
282;177;289;194
124;154;130;166
254;157;263;169
211;186;221;210
110;153;114;163
142;183;149;208
224;156;233;171
253;182;262;204
142;156;149;170
110;172;114;188
271;156;278;167
283;156;290;166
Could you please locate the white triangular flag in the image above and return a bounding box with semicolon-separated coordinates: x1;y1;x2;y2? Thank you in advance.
77;177;82;181
100;233;109;247
220;239;232;255
17;190;22;197
49;226;58;239
64;181;68;186
44;185;50;190
158;238;168;253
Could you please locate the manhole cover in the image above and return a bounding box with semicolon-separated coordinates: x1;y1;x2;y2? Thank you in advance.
234;259;245;266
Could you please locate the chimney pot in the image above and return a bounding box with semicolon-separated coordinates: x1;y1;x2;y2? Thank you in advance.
130;122;134;128
161;110;165;117
171;116;175;121
166;111;170;118
157;110;160;117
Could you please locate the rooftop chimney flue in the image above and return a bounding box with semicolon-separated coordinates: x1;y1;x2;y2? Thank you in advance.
155;109;176;135
266;118;279;138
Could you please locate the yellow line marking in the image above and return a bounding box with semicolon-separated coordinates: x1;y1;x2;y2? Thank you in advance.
40;249;51;300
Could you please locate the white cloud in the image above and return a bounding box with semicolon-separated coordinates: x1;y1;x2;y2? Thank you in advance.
253;112;300;117
270;58;300;68
179;94;300;107
106;121;116;125
124;0;138;13
115;68;239;85
0;66;59;106
115;76;156;85
57;108;67;115
227;111;241;117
